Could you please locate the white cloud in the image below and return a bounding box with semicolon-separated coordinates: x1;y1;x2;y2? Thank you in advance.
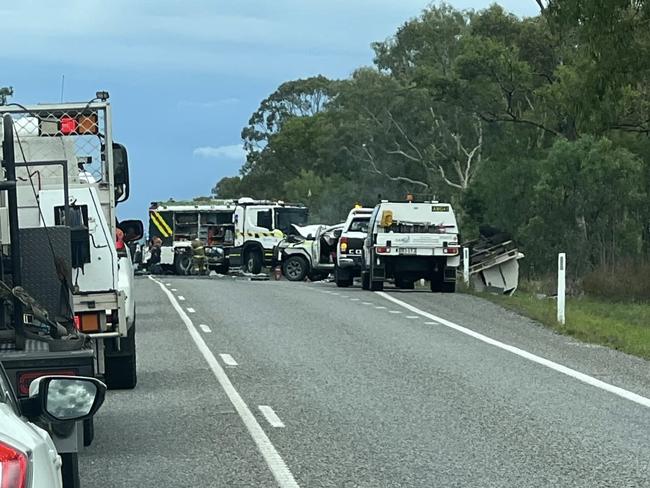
193;144;245;160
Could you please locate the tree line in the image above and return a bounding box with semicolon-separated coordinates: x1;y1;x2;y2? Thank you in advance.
214;1;650;281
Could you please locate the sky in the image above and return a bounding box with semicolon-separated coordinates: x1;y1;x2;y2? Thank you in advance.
1;0;538;222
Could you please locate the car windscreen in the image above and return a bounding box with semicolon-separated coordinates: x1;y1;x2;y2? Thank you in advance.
348;218;369;233
275;208;309;235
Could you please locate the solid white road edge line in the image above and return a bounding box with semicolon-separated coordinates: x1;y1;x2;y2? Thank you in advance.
199;324;212;333
259;405;286;428
220;353;238;366
377;291;650;409
149;276;300;488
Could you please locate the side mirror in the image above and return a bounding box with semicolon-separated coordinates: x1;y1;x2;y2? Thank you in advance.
119;219;144;243
112;142;130;203
28;376;106;423
333;229;342;239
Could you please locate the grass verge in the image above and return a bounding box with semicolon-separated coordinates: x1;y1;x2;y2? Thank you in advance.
479;292;650;360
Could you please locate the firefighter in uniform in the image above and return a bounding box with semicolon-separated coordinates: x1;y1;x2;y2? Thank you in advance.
191;238;206;275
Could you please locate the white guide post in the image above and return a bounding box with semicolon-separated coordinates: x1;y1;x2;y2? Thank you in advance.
557;253;566;325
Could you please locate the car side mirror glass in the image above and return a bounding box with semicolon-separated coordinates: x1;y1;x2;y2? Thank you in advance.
29;376;106;423
119;219;144;242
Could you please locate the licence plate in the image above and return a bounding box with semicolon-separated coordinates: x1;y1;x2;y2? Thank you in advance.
399;247;417;255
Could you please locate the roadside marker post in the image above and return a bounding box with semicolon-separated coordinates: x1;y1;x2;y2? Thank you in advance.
463;247;470;285
557;253;566;325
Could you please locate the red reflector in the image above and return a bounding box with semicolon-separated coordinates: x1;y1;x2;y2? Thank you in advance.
73;315;81;330
444;247;459;255
17;370;77;397
60;116;78;135
0;441;28;488
376;246;390;254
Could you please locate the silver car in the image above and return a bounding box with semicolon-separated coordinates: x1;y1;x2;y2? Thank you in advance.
0;363;105;487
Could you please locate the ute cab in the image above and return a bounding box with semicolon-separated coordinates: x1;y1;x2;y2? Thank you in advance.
362;200;460;292
334;207;373;287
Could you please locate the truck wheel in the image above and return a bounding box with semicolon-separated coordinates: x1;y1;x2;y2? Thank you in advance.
83;417;94;447
61;452;80;488
245;250;263;274
174;254;192;275
361;271;370;290
282;255;309;281
105;323;137;390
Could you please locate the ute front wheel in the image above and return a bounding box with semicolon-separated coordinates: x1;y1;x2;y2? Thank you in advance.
282;255;309;281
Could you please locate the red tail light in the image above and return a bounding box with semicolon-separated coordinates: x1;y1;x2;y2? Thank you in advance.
443;246;459;255
376;246;390;254
0;441;28;488
60;116;78;135
17;370;77;397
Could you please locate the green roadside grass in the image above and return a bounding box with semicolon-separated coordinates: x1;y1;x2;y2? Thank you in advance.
477;291;650;360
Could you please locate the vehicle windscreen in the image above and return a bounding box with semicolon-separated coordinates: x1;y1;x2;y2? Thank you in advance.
348;218;369;233
275;208;309;235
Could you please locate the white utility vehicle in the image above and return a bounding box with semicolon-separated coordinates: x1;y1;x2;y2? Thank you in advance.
361;200;460;292
334;207;373;287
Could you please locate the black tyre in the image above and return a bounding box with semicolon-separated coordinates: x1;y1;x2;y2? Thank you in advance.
397;279;415;290
83;417;94;447
308;271;328;282
442;281;456;293
174;253;192;275
335;267;352;287
61;452;80;488
361;271;370;290
245;250;263;274
105;322;137;390
282;255;309;281
214;264;229;275
370;280;384;292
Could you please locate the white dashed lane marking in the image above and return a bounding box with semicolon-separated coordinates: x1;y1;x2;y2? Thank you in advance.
258;406;286;428
187;307;196;313
220;353;238;366
199;324;212;333
178;296;186;301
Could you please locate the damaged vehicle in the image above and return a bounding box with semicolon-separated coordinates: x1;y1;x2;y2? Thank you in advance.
276;223;344;281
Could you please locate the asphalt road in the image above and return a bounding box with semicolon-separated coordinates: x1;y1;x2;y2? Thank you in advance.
80;275;650;487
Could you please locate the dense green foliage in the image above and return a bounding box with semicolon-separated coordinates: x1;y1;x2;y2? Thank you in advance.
213;2;650;278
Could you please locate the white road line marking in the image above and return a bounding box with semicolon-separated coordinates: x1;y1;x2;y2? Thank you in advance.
331;292;340;296
149;276;299;488
362;302;372;305
199;324;212;333
220;353;238;366
187;307;196;313
389;310;401;314
165;283;171;286
341;295;350;298
350;298;360;301
405;315;419;319
171;288;178;292
377;291;650;409
178;296;185;301
258;405;286;428
375;306;387;310
425;321;439;325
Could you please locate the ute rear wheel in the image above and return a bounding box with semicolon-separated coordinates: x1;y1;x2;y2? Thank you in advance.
335;267;353;287
282;255;309;281
105;322;137;390
396;279;415;290
361;271;370;290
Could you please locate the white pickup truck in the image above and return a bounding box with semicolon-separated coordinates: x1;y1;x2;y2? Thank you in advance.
361;200;460;292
